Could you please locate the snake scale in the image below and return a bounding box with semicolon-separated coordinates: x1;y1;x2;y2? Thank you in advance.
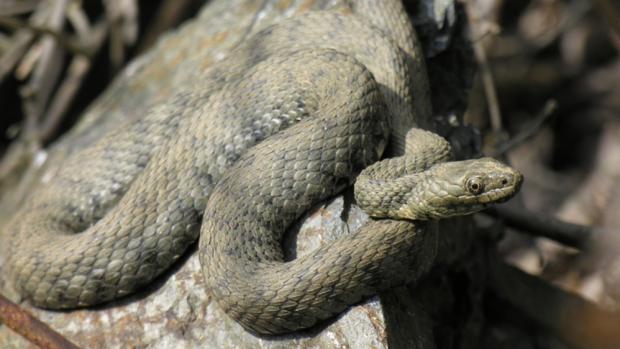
2;0;522;335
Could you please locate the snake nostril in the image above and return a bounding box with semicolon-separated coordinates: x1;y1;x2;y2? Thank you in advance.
501;177;508;186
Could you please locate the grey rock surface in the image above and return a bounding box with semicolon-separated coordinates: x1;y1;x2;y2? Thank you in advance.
1;197;393;348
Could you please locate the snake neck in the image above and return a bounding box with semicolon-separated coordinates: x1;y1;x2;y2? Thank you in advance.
354;128;454;221
355;170;431;220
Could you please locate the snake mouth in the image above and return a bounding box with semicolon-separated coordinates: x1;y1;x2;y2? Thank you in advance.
443;185;521;218
476;172;523;205
478;187;518;204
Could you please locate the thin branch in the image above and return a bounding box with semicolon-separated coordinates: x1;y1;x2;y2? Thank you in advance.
593;0;620;43
0;140;32;182
485;203;606;250
0;0;40;16
0;16;91;57
136;0;198;53
464;1;503;132
0;293;81;349
18;0;68;147
37;22;107;143
0;29;33;82
490;99;558;156
488;256;620;349
103;0;138;73
520;0;591;51
66;3;91;40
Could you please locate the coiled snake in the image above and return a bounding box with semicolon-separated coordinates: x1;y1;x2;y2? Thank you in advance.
2;0;522;335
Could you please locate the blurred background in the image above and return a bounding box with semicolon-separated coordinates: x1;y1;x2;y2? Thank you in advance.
465;0;620;306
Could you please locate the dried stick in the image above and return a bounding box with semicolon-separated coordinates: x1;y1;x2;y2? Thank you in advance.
485;204;600;250
0;0;39;16
136;0;197;53
488;257;620;349
593;0;620;43
463;1;503;132
0;293;81;349
490;100;557;157
18;0;67;149
0;29;34;82
38;22;107;143
0;16;89;57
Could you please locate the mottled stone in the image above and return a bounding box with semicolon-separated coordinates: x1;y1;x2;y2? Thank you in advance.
0;198;392;348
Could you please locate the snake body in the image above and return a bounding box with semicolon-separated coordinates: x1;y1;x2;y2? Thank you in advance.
3;0;522;335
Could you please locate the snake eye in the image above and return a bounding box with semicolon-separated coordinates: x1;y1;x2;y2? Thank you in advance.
466;177;484;195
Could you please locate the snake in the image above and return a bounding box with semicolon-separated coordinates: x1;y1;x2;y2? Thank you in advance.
2;0;523;336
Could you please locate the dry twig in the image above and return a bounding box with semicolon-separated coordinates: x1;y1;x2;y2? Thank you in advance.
488;256;620;349
0;0;39;16
0;293;81;349
38;21;107;143
593;0;620;46
486;203;601;250
490;100;558;157
463;0;503;132
0;16;90;56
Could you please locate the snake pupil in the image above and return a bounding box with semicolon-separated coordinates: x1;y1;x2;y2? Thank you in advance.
467;177;483;195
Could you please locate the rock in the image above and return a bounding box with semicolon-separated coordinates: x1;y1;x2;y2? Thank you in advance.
1;197;394;348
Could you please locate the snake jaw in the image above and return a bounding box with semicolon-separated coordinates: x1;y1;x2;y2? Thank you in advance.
408;158;523;220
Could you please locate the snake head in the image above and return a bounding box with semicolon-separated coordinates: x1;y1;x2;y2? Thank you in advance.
414;157;523;220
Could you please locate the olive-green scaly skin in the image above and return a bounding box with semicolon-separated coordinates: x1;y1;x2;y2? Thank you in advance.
201;125;522;334
3;0;522;336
